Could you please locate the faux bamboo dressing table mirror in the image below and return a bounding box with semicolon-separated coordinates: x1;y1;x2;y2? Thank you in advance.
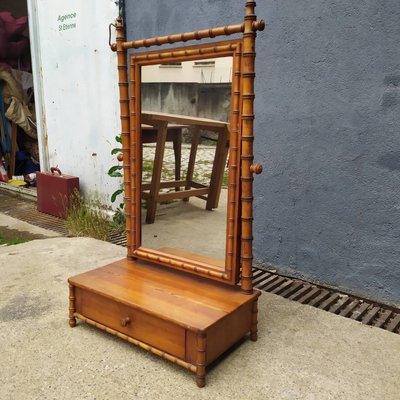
68;1;264;387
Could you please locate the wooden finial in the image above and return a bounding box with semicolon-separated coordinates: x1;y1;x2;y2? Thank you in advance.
115;16;124;42
245;0;257;18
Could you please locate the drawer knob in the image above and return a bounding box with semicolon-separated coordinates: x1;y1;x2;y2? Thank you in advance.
250;163;263;175
120;316;131;327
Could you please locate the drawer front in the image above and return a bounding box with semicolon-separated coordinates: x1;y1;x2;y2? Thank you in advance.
75;288;185;359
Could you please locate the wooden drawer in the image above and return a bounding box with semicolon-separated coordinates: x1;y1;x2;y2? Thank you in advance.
75;287;185;359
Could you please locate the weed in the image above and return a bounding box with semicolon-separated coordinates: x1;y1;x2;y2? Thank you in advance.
107;134;126;232
65;190;111;241
195;160;211;165
111;207;126;233
0;235;27;246
142;159;154;181
222;170;229;187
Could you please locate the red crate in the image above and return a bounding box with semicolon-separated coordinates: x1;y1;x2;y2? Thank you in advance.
36;168;79;218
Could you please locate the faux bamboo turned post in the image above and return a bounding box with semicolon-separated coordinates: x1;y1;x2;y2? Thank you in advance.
115;17;134;256
133;43;237;64
250;298;259;341
112;24;243;51
240;0;258;294
130;49;142;249
68;284;76;327
196;332;207;388
110;21;265;52
228;44;242;282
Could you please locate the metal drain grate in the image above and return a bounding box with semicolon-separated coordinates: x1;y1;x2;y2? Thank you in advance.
1;189;399;334
108;231;127;247
0;190;68;235
252;268;400;334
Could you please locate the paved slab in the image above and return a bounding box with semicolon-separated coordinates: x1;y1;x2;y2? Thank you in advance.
143;143;221;184
0;213;60;239
0;232;399;399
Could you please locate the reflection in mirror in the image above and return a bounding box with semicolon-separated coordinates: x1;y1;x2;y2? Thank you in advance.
140;57;232;267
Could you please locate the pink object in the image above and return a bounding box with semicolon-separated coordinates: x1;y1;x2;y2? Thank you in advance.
0;12;29;70
0;160;9;182
0;18;7;58
0;12;28;38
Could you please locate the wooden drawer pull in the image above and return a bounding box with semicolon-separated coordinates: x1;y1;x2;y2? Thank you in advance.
250;163;263;175
120;316;131;327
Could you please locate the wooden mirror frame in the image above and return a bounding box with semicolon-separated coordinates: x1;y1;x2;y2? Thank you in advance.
114;0;265;292
130;40;242;285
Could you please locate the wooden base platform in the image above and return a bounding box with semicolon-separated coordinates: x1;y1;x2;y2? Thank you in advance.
68;258;260;387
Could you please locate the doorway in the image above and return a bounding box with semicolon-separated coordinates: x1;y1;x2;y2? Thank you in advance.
0;0;40;194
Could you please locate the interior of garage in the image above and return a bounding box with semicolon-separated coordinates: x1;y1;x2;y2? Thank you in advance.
0;0;39;189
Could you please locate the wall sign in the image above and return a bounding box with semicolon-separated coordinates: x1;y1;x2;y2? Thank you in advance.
58;13;77;31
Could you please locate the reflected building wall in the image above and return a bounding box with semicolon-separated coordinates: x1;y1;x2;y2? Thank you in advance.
142;82;231;122
142;57;232;83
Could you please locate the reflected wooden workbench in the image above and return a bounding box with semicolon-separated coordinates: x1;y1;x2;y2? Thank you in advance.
142;123;184;185
141;111;230;224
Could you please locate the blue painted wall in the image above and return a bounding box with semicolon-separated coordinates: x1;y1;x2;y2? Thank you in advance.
125;1;400;306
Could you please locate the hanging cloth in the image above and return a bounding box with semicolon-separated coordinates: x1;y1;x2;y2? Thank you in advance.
0;81;11;155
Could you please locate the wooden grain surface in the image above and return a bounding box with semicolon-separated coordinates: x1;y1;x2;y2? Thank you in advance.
75;288;186;358
69;258;260;331
142;111;229;130
185;301;253;365
159;247;225;269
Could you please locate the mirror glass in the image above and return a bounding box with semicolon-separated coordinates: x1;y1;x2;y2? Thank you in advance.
140;57;232;268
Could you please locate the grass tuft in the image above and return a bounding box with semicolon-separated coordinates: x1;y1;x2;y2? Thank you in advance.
0;236;27;246
65;190;111;241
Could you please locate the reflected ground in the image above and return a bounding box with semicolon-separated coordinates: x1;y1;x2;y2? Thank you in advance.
142;188;227;262
141;141;228;262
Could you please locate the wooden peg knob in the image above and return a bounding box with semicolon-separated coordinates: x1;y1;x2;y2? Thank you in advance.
250;163;263;175
120;317;131;327
252;19;266;32
117;153;123;162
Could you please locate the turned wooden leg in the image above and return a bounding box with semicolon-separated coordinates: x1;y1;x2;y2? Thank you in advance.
146;122;167;224
172;129;182;191
250;298;258;341
196;332;206;388
69;284;77;327
206;126;229;210
184;127;200;201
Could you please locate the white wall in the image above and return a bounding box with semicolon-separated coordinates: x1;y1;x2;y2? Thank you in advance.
29;0;121;204
142;57;232;83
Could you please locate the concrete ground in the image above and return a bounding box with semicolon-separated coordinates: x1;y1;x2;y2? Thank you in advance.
1;216;400;400
0;213;60;241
